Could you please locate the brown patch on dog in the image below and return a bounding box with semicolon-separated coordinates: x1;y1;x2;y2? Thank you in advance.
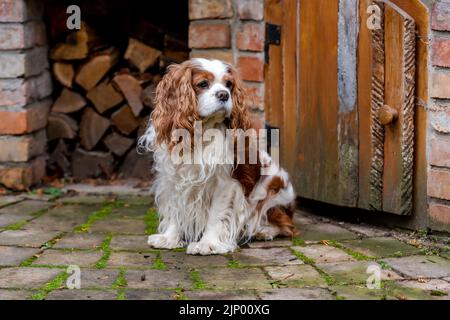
267;205;299;237
267;176;285;196
232;163;261;197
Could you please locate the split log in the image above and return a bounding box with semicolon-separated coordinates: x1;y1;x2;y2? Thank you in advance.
79;108;110;150
53;62;75;88
138;115;150;138
47;113;78;141
72;148;114;180
163;35;189;63
130;20;165;50
50;23;99;60
111;105;140;135
117;68;153;85
124;38;162;73
112;73;144;116
164;34;188;52
52;88;87;113
159;55;178;71
103;132;135;157
48;139;71;173
75;48;120;90
86;80;123;114
136;73;153;85
141;84;156;108
119;149;152;179
163;49;189;64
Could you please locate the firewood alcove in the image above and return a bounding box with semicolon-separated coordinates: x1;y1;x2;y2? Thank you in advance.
42;0;189;181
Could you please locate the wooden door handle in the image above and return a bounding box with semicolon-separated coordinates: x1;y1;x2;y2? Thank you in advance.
378;105;398;125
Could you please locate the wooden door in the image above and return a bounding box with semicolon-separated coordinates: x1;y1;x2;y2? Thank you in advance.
264;0;429;216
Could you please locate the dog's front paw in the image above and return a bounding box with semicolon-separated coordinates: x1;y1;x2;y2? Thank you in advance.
187;240;236;255
254;225;280;241
148;234;184;249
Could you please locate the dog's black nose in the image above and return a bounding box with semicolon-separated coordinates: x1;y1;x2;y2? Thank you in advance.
216;90;229;102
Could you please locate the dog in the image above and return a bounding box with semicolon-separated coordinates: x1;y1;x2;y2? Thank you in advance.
138;58;298;255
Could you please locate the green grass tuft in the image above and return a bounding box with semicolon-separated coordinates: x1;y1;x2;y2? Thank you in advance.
20;254;39;267
227;260;241;269
117;290;126;300
74;205;113;233
189;269;206;289
430;290;447;297
290;248;316;265
152;251;167;270
4;220;27;231
327;240;372;261
95;234;112;269
31;272;69;300
145;208;159;235
290;247;335;285
112;268;128;289
292;237;305;246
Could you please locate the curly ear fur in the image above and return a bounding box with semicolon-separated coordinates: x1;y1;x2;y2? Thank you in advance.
152;61;199;146
228;65;252;131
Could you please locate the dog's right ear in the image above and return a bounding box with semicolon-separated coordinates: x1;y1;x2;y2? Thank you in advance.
151;61;200;146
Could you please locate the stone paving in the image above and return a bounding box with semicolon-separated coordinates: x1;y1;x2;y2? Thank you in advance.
0;186;449;300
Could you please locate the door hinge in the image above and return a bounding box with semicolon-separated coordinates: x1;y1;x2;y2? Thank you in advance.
265;23;281;63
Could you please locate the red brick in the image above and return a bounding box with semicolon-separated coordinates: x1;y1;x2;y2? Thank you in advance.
0;130;46;162
237;56;264;82
0;0;43;22
430;70;450;99
0;21;47;50
244;83;264;111
0;98;51;135
0;71;52;107
432;37;450;67
0;46;49;78
430;134;450;168
428;168;450;201
432;2;450;31
190;50;234;63
429;203;450;232
189;0;233;20
430;103;450;134
189;22;231;49
236;23;265;52
237;0;264;21
0;156;45;190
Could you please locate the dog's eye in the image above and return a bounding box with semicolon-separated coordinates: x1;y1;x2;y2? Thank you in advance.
225;80;233;89
197;80;209;89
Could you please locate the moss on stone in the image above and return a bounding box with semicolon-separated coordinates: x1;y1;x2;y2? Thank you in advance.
144;208;159;235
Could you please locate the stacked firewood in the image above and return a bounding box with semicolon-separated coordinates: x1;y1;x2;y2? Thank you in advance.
47;22;188;180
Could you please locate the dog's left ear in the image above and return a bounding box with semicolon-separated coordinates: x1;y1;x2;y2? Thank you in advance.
152;61;199;146
227;65;252;131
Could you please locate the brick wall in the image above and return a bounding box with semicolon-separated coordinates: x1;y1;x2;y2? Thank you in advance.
428;1;450;231
0;0;51;190
188;0;265;118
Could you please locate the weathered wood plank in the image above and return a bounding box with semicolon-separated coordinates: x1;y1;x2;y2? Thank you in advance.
358;0;374;210
337;0;359;207
370;1;386;211
282;0;298;176
264;0;283;129
388;0;429;224
383;4;415;215
297;0;339;204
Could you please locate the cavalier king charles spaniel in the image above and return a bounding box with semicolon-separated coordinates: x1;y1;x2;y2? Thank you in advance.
138;58;298;255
